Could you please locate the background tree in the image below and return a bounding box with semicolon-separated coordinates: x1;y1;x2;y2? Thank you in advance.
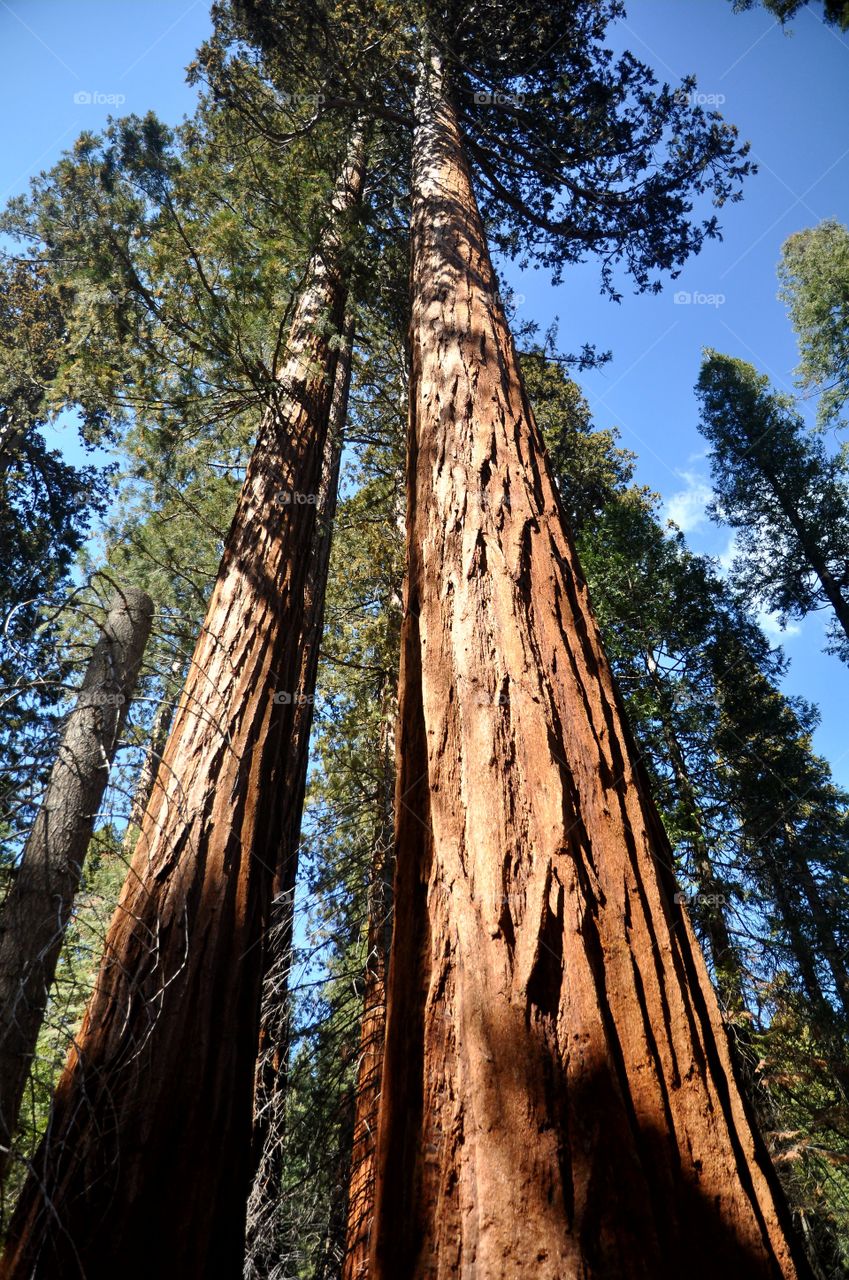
696;351;849;662
0;258;111;853
0;587;152;1181
731;0;849;30
779;219;849;428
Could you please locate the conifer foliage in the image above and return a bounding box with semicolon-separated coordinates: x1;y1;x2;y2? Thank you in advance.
0;2;845;1278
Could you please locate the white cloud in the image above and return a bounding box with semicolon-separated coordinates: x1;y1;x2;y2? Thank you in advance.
756;607;802;641
664;471;714;533
718;534;737;573
716;536;802;639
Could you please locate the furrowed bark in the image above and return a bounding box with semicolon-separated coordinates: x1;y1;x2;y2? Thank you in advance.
245;312;354;1279
342;679;396;1280
1;133;364;1280
0;587;153;1181
370;52;809;1280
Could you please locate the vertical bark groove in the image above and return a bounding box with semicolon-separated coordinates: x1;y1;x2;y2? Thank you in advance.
370;53;809;1280
1;135;365;1280
246;310;355;1279
342;674;397;1280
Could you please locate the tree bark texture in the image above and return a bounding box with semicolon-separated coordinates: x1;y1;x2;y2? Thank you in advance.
1;134;365;1280
0;587;153;1181
342;678;396;1280
245;312;354;1279
369;55;809;1280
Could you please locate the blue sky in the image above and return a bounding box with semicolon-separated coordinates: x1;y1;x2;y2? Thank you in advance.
1;0;847;783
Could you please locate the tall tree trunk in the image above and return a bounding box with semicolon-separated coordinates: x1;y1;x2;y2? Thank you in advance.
342;676;396;1280
0;587;153;1182
121;691;175;854
761;459;849;645
760;830;849;1029
370;53;808;1280
245;312;354;1279
786;833;849;1023
1;135;365;1280
643;655;748;1016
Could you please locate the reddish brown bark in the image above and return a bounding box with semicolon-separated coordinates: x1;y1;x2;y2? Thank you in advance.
1;136;364;1280
245;313;354;1278
342;683;396;1280
370;55;809;1280
343;898;388;1280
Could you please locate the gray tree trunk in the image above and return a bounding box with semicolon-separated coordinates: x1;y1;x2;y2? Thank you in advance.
0;586;153;1177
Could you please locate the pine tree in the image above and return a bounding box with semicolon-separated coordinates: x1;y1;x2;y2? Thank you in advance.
731;0;849;30
697;351;849;662
0;258;110;849
778;219;849;429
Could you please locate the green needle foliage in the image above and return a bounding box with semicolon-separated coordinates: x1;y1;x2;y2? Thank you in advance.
732;0;849;29
779;219;849;429
697;351;849;663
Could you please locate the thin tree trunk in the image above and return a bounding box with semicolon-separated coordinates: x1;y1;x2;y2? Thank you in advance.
761;460;849;646
121;692;174;852
761;829;849;1027
342;677;396;1280
245;312;355;1279
794;854;849;1022
370;52;808;1280
767;867;824;1014
1;134;365;1280
0;586;152;1182
643;656;748;1015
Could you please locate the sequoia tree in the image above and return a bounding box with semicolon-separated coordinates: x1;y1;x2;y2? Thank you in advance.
370;41;808;1279
1;131;365;1279
246;313;354;1276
